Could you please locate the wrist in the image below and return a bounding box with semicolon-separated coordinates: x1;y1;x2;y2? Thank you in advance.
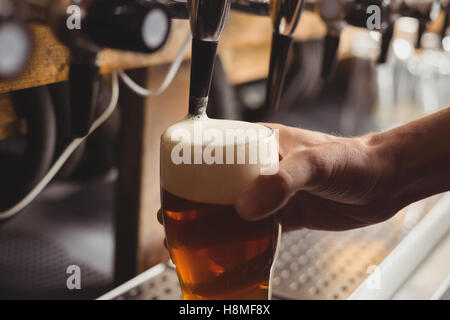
361;131;403;206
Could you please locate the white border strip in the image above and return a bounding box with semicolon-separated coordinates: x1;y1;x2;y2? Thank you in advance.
97;263;167;300
431;275;450;300
349;192;450;300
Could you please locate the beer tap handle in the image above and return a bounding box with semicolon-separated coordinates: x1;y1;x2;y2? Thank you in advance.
317;0;348;78
266;32;294;112
321;29;341;78
416;20;427;48
378;23;394;63
266;0;306;112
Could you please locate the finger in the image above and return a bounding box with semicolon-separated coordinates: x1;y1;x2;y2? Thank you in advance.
157;209;163;225
235;149;317;221
259;122;335;154
257;123;299;158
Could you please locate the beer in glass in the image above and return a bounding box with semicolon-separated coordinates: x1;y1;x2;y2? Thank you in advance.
160;117;280;300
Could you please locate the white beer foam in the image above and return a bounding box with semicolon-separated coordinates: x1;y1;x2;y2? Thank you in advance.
161;116;279;205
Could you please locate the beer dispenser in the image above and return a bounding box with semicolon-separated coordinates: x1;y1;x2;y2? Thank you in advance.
313;0;442;78
185;0;307;115
163;0;307;114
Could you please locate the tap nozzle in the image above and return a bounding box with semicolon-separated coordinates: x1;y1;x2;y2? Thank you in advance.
187;0;231;116
266;0;306;112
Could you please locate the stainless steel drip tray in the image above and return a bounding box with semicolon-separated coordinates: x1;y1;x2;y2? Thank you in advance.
98;193;450;300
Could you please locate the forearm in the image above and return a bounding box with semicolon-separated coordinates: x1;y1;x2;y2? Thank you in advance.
367;107;450;207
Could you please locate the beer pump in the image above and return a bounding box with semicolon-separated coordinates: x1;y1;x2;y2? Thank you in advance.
314;0;442;78
266;0;306;111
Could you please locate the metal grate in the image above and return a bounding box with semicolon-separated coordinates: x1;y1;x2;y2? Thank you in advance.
272;196;440;299
117;267;181;300
0;229;112;299
99;264;182;300
100;196;443;300
272;215;405;299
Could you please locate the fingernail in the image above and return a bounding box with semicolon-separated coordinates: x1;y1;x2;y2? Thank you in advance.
235;176;286;221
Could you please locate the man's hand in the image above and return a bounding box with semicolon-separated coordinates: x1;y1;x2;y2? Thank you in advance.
158;108;450;233
235;123;400;232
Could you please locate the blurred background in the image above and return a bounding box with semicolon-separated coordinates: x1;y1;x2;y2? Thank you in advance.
0;0;449;299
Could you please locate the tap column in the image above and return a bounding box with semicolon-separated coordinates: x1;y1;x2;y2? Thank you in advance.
187;0;232;116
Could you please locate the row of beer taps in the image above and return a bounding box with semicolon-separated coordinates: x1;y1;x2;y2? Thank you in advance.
1;0;449;119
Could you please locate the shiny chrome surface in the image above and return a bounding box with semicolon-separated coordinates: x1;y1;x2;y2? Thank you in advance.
231;0;270;16
187;0;231;41
270;0;305;36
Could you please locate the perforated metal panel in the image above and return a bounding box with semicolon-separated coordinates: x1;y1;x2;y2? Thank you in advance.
272;195;441;299
0;229;112;299
272;213;406;299
116;268;181;300
99;195;445;300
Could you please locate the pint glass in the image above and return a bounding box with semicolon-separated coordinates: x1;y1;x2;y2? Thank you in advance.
160;117;280;300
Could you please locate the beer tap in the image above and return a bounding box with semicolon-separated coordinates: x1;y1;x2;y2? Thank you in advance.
0;0;31;79
165;0;306;113
187;0;231;116
265;0;306;112
314;0;441;77
397;0;441;48
315;0;393;77
318;0;348;78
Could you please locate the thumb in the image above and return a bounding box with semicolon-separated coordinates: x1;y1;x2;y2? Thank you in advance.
235;150;316;221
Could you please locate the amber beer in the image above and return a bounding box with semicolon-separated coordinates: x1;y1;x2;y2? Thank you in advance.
160;117;280;300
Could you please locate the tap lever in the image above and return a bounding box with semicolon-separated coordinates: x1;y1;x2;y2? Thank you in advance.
378;23;394;63
265;32;293;112
321;28;341;78
266;0;306;112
